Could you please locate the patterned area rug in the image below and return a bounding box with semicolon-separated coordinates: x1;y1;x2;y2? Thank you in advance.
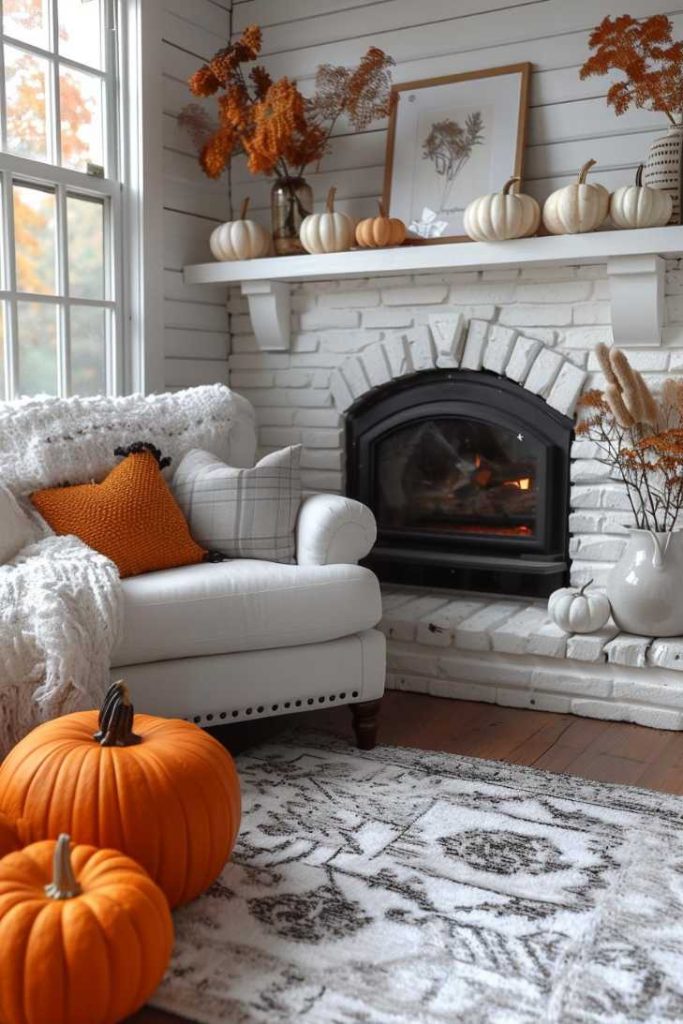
151;733;683;1024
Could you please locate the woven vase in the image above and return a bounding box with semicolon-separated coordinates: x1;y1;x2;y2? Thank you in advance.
642;123;683;225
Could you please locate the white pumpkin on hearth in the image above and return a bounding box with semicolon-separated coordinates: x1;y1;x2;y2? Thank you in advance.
548;580;611;634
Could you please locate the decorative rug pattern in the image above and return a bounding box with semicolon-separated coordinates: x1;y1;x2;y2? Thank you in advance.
151;734;683;1023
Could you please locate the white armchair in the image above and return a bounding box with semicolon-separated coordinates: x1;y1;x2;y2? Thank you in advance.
296;494;377;566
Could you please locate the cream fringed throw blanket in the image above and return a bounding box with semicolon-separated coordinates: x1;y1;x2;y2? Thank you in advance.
0;384;254;756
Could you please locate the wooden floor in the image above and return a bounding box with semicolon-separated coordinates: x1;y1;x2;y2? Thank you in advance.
129;693;683;1024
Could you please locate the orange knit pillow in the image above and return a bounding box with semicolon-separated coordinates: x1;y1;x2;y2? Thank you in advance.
31;443;207;578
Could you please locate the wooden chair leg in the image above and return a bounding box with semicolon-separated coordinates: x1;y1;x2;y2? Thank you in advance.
350;699;382;750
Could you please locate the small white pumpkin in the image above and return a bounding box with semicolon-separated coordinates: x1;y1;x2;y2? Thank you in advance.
542;159;610;235
548;579;611;634
299;187;355;255
610;164;673;230
209;198;271;261
463;176;541;242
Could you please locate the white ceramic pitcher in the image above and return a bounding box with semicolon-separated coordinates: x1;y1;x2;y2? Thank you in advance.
606;529;683;637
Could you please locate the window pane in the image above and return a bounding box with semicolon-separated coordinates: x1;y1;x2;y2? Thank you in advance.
70;304;105;395
3;0;50;50
14;184;57;294
60;65;103;172
67;194;104;298
17;300;58;394
58;0;103;69
4;44;51;161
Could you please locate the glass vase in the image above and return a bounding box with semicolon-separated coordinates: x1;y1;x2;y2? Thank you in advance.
271;176;313;256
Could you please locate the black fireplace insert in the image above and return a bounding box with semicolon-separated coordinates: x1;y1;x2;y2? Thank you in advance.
345;369;573;597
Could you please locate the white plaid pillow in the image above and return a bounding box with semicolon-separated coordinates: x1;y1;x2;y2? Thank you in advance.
172;446;302;563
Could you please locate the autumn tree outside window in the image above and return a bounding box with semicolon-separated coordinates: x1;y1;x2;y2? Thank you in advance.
0;0;123;399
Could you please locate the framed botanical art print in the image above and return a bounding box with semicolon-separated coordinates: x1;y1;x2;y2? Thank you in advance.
383;63;531;244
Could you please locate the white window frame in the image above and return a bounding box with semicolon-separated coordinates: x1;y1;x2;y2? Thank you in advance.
0;0;164;399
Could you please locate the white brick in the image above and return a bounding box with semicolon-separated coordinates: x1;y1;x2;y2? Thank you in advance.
592;279;610;299
359;344;393;388
613;677;683;710
527;620;568;658
450;281;516;303
301;469;342;491
382;336;414;378
301;448;343;470
329;370;354;412
490;605;550;654
502;304;573;327
505;335;542;383
259;427;302;447
387;649;441;676
572;484;632;511
363;308;414;329
460;319;490;370
318;290;379;308
546;360;588;416
631;707;683;729
275;369;313;388
573;301;611;325
605;634;652;668
648;639;683;672
524;348;564;398
482;268;519;281
340;355;371;399
302;429;342;448
292;333;320;353
258;407;296;426
300;309;360;330
438;653;532;688
381;596;450;642
430;680;497;703
230;370;274;388
530;668;613;699
311;370;331;388
570;562;610;587
482;324;517;375
514;281;591;302
569;699;635;722
230;354;289;370
497;688;573;713
521;266;576;281
415;598;487;647
409;329;437;371
454;601;523;651
429;313;466;367
565;624;619;662
294;409;341;427
562;326;613;348
323;331;380;354
382;285;448;305
569;535;626;562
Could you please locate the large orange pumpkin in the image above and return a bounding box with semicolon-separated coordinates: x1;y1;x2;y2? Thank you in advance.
0;834;173;1024
0;681;241;908
0;811;19;858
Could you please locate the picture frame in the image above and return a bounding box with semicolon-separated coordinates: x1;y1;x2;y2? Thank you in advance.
382;63;531;245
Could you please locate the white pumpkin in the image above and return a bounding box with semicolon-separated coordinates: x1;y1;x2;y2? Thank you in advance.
463;176;541;242
299;187;355;254
610;164;673;229
548;579;611;634
209;198;271;261
542;159;609;235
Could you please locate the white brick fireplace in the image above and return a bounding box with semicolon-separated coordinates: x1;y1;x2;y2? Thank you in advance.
224;258;683;730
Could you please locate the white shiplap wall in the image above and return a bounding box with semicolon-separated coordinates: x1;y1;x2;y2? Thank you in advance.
230;0;681;221
161;0;233;390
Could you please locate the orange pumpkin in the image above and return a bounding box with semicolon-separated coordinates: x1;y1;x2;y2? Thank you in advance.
0;681;241;908
0;811;19;858
0;834;173;1024
355;201;406;248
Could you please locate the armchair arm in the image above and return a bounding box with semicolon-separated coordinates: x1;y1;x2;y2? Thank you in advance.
296;494;377;566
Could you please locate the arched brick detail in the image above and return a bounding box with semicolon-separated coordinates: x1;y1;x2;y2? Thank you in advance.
330;317;587;418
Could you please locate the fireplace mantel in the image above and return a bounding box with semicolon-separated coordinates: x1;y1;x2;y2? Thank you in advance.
184;225;683;352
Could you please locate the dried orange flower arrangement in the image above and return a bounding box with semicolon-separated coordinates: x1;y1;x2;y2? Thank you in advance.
580;14;683;124
577;344;683;532
180;25;394;180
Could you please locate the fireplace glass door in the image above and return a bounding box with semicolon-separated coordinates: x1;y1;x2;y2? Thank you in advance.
376;418;542;540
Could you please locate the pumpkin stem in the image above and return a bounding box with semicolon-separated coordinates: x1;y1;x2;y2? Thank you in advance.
377;199;387;217
239;196;250;220
45;835;82;901
578;578;594;596
94;680;142;748
502;176;520;195
635;164;644;188
578;159;596;184
326;186;336;213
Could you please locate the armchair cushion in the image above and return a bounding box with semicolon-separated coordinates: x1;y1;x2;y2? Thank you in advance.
296;494;377;566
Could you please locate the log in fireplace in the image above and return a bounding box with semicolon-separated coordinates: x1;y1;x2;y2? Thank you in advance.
346;369;573;597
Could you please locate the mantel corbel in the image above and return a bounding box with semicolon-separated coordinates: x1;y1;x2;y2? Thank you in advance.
241;280;290;351
607;254;665;347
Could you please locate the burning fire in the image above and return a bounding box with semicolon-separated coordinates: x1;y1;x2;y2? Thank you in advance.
504;476;532;491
